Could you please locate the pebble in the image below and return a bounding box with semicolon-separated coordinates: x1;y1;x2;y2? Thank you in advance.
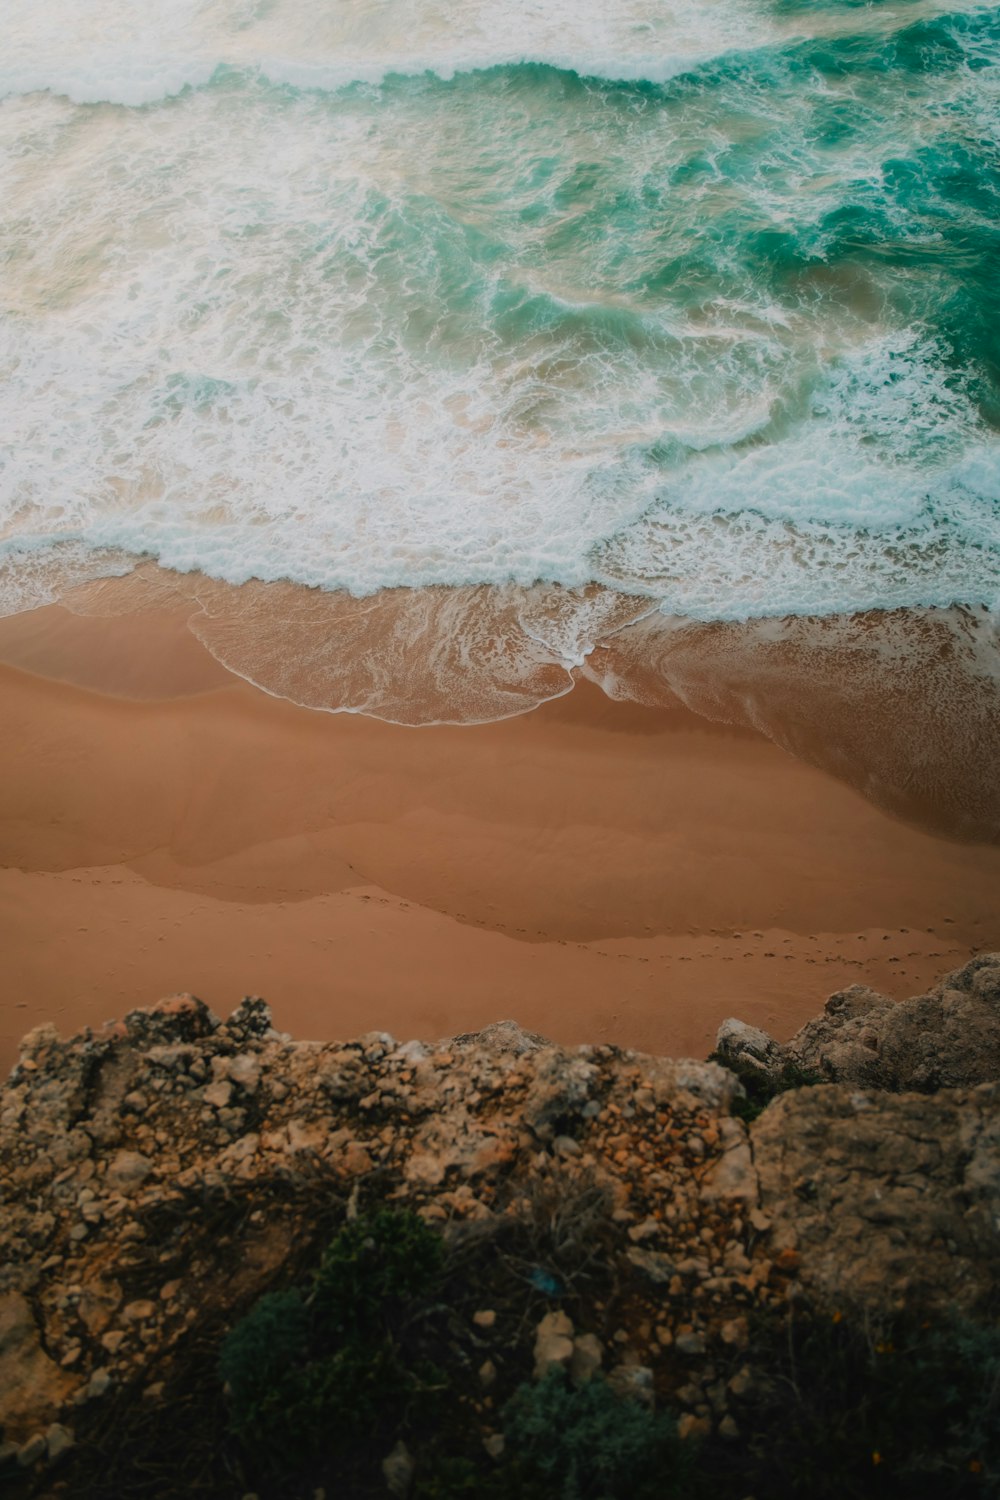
228;1055;261;1093
82;1368;114;1401
720;1317;749;1348
106;1150;153;1195
609;1364;655;1408
123;1300;157;1322
677;1414;712;1441
569;1333;603;1386
45;1424;75;1461
381;1440;414;1498
203;1081;232;1110
533;1310;575;1379
17;1434;47;1467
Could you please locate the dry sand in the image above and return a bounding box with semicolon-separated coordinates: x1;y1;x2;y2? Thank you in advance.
1;602;999;1075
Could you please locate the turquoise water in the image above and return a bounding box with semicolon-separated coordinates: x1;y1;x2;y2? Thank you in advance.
2;0;999;622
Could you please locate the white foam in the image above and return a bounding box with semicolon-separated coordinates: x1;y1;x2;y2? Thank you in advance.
1;0;999;625
1;0;987;106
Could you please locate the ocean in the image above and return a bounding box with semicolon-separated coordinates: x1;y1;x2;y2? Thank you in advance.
2;0;999;720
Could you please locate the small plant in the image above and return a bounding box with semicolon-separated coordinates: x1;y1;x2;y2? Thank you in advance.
218;1287;310;1434
314;1205;444;1335
218;1208;447;1474
499;1370;690;1500
708;1052;824;1122
493;1169;616;1293
709;1309;1000;1497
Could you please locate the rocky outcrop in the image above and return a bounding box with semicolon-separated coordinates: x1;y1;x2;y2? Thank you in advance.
715;954;1000;1092
1;969;998;1475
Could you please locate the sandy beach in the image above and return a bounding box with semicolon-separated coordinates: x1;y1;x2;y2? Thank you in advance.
1;599;998;1075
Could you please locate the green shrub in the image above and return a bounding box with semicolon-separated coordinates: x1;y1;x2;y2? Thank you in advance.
251;1340;419;1457
217;1287;310;1432
314;1206;444;1335
499;1371;690;1500
219;1208;447;1472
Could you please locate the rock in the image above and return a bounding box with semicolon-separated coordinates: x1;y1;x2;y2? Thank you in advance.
123;995;218;1045
0;1293;76;1439
1;957;999;1464
720;1317;749;1349
78;1283;123;1336
716;963;1000;1094
714;1019;784;1075
227;1054;261;1092
106;1150;153;1195
676;1413;712;1441
337;1141;373;1177
626;1248;676;1284
203;1081;233;1110
608;1364;655;1407
16;1433;47;1468
752;1081;1000;1310
450;1021;550;1055
522;1052;598;1133
700;1120;758;1204
533;1310;575;1379
80;1368;114;1401
122;1300;157;1323
224;997;273;1040
569;1333;603;1386
45;1424;75;1461
381;1440;414;1497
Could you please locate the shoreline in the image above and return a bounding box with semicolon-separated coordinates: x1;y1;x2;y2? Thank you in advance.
1;601;999;1074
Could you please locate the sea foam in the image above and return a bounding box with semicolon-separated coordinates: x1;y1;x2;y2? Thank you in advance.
1;0;999;627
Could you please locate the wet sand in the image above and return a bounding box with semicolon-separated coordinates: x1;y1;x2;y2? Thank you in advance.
0;597;995;1068
1;602;999;1075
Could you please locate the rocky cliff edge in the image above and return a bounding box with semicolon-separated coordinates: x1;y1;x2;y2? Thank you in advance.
1;960;998;1482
